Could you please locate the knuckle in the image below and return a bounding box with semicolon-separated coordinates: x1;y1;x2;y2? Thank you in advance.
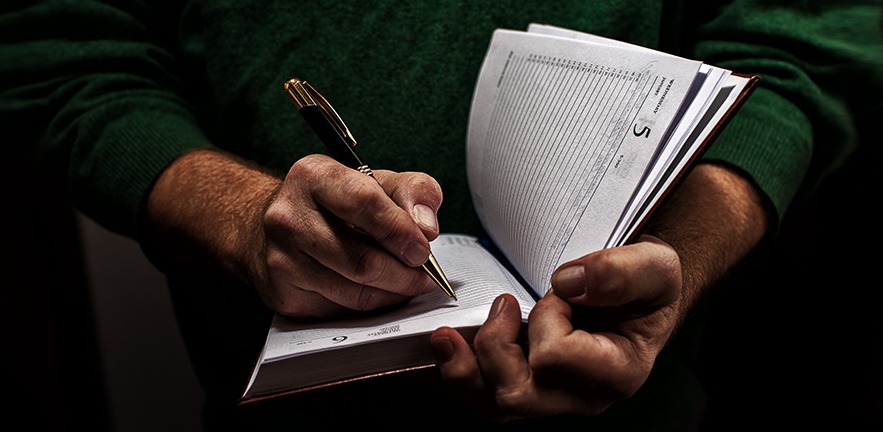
527;340;563;369
395;172;443;203
587;252;630;301
373;214;413;247
347;247;387;285
337;176;390;220
263;190;313;241
472;327;503;353
592;252;623;287
406;171;442;192
342;175;381;207
264;247;287;274
287;157;315;182
289;154;326;175
262;199;290;232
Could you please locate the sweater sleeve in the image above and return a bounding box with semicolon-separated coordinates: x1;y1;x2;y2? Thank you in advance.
684;0;883;223
0;1;212;238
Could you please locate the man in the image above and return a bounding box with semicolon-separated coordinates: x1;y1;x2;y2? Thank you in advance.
2;1;881;430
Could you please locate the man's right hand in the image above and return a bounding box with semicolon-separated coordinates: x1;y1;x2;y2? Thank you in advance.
259;154;443;318
144;149;443;320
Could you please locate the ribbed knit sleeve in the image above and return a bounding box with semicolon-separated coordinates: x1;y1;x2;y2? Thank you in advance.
0;1;211;238
5;0;881;238
687;0;883;222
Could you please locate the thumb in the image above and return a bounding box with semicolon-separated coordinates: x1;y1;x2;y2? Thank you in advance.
550;237;680;308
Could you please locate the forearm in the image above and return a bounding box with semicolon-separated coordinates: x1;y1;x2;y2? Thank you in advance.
142;148;281;286
647;162;769;314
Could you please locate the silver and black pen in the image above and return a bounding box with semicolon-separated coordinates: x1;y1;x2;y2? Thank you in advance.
283;77;456;301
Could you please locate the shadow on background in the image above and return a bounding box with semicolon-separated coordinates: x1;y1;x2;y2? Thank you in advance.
3;158;111;431
3;151;202;431
699;105;882;430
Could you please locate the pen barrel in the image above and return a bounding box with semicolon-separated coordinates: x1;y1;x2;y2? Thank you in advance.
292;90;453;300
299;105;366;170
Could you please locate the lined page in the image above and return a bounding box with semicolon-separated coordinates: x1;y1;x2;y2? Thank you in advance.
257;234;535;364
467;29;702;296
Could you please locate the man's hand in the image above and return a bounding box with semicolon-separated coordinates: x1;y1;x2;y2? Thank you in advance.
431;236;682;420
260;154;444;318
144;149;444;320
430;163;769;421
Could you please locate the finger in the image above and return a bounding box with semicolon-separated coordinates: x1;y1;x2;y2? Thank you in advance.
265;201;435;299
528;293;619;370
302;158;433;268
264;243;420;316
471;294;536;416
431;326;484;392
549;235;680;307
526;290;574;340
527;293;637;400
374;170;443;240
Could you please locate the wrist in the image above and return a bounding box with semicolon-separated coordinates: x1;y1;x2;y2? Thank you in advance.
646;163;769;311
142;148;281;286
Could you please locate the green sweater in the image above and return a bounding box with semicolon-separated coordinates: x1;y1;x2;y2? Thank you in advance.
2;0;882;429
2;1;881;239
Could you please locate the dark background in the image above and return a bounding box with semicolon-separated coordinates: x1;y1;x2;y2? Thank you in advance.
3;153;202;430
699;105;883;430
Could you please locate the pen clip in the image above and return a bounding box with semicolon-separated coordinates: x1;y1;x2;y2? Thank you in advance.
284;78;357;147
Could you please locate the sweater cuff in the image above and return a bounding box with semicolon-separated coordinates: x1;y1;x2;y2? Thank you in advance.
702;86;813;224
69;107;212;239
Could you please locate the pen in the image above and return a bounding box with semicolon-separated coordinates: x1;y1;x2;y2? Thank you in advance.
283;77;457;301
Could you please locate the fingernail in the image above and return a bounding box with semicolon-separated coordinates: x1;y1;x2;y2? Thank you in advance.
433;335;454;362
551;265;585;297
489;295;507;318
402;241;429;267
413;204;438;233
